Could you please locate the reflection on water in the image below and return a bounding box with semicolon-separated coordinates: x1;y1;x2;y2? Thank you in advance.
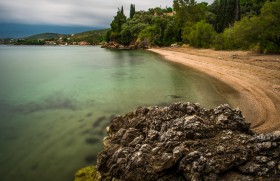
0;46;236;181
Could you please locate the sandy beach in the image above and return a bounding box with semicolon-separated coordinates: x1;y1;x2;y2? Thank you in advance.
149;47;280;133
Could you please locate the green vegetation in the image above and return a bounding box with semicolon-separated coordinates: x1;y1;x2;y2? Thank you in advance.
130;4;136;19
184;20;216;48
106;0;279;53
214;0;280;53
66;29;107;45
25;33;64;40
3;0;278;53
6;29;107;45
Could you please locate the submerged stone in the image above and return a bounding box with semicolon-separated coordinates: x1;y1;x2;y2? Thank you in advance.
85;137;100;145
86;112;93;117
92;116;107;128
79;102;280;180
168;95;183;99
85;154;97;164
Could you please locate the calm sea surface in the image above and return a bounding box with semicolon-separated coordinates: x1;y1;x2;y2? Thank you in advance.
0;46;234;181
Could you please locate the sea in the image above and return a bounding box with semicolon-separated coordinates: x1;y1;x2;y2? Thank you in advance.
0;46;235;181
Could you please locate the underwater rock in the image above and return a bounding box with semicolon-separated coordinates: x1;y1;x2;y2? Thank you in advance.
168;95;183;99
93;116;107;128
80;102;280;180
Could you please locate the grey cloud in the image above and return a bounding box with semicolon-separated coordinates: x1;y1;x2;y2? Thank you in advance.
0;0;213;27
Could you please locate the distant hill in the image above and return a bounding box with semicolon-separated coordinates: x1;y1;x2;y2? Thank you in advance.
24;33;65;40
73;29;108;37
69;29;108;44
5;29;108;45
23;29;108;41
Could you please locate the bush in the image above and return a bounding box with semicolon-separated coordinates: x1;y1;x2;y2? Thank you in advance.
183;21;216;48
138;25;159;46
213;27;238;50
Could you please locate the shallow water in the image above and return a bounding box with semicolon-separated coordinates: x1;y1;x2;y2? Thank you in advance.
0;46;235;181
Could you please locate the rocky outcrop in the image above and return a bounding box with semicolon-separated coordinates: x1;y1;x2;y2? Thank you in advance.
101;42;137;50
101;41;152;50
93;102;280;180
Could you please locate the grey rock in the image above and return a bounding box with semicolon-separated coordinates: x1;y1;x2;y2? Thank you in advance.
217;146;225;153
95;102;280;180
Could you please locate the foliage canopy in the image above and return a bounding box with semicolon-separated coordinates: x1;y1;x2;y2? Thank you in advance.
106;0;279;53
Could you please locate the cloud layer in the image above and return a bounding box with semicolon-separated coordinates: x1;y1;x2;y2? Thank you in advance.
0;0;213;27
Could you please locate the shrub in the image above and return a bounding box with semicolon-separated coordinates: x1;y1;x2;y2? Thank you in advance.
183;21;216;48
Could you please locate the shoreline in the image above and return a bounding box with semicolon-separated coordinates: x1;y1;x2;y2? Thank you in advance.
149;47;280;133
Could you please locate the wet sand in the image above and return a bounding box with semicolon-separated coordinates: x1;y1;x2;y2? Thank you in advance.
149;47;280;133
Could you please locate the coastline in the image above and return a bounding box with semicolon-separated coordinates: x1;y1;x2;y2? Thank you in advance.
149;47;280;133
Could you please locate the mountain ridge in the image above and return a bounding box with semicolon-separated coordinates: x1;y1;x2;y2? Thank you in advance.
0;29;108;45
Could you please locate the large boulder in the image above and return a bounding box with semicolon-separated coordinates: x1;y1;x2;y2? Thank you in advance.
95;102;280;180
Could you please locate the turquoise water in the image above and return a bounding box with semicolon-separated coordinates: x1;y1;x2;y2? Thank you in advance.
0;46;233;181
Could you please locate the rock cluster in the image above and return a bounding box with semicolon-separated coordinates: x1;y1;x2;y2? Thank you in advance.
101;42;137;50
95;102;280;180
101;41;152;49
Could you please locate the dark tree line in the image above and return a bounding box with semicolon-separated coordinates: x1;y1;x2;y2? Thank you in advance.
105;0;280;53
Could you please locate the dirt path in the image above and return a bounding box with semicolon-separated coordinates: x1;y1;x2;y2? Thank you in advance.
149;47;280;133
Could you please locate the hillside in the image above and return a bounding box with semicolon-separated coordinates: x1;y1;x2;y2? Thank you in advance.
9;29;108;45
25;33;65;40
69;29;108;44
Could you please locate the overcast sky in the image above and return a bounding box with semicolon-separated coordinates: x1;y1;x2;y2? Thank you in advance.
0;0;213;27
0;0;213;38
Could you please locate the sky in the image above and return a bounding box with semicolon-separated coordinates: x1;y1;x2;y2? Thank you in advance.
0;0;213;38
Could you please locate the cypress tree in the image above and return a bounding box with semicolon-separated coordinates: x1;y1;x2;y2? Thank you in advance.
215;0;240;33
121;6;124;15
110;6;127;34
130;4;136;19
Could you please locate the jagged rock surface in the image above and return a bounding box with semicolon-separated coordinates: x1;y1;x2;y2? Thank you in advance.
96;102;280;180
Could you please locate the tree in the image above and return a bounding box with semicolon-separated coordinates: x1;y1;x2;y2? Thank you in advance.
166;7;173;13
108;6;127;42
252;0;280;53
119;24;133;45
183;21;216;48
163;20;177;45
240;0;267;18
111;6;127;34
105;29;112;42
138;25;160;46
130;4;136;19
215;0;280;53
215;0;240;33
173;0;208;41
